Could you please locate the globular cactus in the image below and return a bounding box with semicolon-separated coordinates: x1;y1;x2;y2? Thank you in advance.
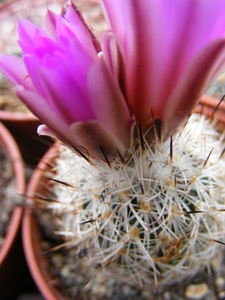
46;113;225;292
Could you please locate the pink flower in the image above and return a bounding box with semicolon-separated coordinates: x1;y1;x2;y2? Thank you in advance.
0;0;225;160
0;2;132;160
101;0;225;133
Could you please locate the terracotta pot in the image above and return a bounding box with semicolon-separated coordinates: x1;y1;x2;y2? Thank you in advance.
22;95;225;299
0;121;25;299
23;143;63;300
0;106;54;166
195;95;225;131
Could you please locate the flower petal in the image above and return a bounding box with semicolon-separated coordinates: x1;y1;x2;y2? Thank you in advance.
16;87;78;146
38;66;95;123
88;57;132;148
37;124;57;139
102;0;225;130
61;1;101;53
164;40;225;132
70;120;127;160
101;31;127;97
0;55;34;90
18;20;59;54
42;9;58;41
102;0;163;121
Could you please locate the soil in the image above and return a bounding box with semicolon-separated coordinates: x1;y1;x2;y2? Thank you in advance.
0;75;30;113
0;146;15;246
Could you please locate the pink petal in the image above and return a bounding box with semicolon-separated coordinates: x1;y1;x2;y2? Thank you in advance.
23;43;98;123
0;55;34;90
158;0;225;109
102;0;225;128
101;31;127;90
164;40;225;132
88;57;132;148
37;124;57;139
18;20;57;54
42;9;58;41
39;67;95;123
60;1;100;53
16;87;77;146
101;0;164;121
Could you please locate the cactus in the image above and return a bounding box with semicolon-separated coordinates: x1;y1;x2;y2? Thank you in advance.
44;113;225;293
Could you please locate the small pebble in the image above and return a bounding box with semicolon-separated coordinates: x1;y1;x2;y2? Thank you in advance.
60;265;72;278
219;290;225;299
185;283;209;300
211;252;223;271
216;277;225;292
51;253;63;268
91;284;108;297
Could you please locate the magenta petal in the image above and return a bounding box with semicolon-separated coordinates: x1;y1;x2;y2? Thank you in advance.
42;9;58;41
88;56;131;147
102;0;225;130
60;1;99;53
101;31;126;85
164;40;225;132
159;0;225;63
0;55;34;90
102;0;164;121
39;67;95;123
88;58;131;148
23;48;97;122
18;19;60;55
22;52;56;100
16;87;77;145
37;124;57;138
18;20;42;44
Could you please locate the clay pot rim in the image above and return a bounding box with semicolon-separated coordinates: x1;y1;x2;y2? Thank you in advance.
0;110;38;122
196;94;225;109
0;121;25;263
23;142;62;300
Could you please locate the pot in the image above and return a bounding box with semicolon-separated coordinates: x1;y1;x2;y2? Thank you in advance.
195;94;225;131
23;143;62;300
0;121;25;299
